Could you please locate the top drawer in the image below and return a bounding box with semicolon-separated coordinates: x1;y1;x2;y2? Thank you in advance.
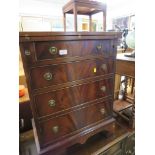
19;40;114;65
35;40;114;61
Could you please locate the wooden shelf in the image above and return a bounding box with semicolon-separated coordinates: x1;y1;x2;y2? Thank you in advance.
113;100;133;112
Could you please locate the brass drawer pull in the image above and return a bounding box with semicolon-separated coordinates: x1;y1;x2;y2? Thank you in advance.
49;47;57;55
96;44;102;50
100;86;106;92
25;36;30;40
101;64;107;71
48;99;56;107
25;50;31;56
100;108;105;115
44;72;52;81
52;126;59;134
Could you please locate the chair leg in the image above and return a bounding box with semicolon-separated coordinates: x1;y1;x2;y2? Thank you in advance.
131;78;135;94
123;76;128;100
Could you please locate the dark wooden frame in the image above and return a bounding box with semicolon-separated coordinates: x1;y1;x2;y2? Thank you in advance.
114;54;135;129
19;31;121;155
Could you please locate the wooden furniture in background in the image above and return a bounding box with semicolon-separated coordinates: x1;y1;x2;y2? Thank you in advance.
20;130;38;155
114;53;135;129
19;88;33;133
19;56;32;133
19;32;121;155
116;53;135;77
63;0;107;32
125;131;135;155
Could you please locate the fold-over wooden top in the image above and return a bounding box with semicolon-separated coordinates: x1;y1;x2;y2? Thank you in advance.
63;0;106;15
19;32;122;42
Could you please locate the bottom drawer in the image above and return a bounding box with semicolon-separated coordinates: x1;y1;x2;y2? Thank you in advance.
39;99;112;146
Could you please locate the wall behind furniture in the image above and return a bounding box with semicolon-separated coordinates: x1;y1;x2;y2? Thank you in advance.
19;0;134;31
19;0;69;31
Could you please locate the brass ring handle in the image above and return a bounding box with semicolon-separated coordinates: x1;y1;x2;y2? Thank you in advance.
100;108;105;115
25;50;31;56
52;126;59;134
44;72;52;81
25;36;30;40
100;86;106;92
49;46;57;55
48;99;56;107
101;64;107;71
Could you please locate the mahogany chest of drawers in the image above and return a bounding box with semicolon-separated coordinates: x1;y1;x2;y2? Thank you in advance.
19;32;120;155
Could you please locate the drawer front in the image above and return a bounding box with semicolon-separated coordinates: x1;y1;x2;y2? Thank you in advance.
35;40;114;61
34;78;114;118
30;59;114;90
39;100;112;145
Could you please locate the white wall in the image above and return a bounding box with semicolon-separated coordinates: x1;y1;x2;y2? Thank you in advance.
19;0;70;31
19;0;69;17
106;0;135;30
19;0;135;31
